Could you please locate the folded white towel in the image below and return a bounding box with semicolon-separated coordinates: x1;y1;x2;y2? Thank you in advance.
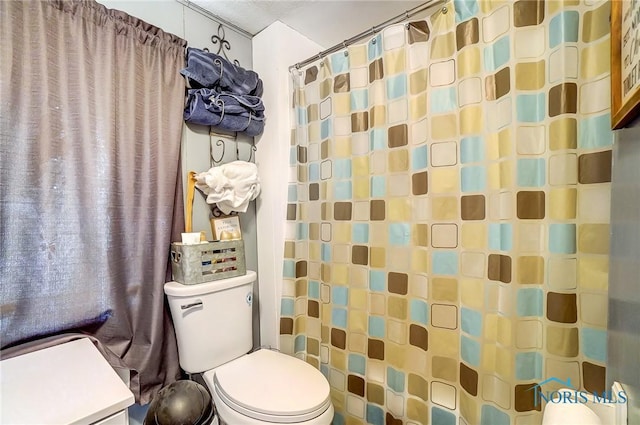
194;161;261;214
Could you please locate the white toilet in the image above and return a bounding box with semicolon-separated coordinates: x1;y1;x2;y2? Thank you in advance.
541;386;626;425
542;397;602;425
164;270;334;425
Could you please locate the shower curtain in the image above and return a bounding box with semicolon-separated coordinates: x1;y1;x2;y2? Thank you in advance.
282;0;612;423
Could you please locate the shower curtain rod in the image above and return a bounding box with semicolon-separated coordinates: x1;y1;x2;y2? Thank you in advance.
289;0;447;71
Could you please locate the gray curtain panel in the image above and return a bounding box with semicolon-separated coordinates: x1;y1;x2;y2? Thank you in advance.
0;0;186;403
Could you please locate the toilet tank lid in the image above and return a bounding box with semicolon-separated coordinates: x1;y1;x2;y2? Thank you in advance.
165;270;256;296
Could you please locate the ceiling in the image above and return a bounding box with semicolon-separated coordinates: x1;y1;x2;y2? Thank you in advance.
191;0;426;48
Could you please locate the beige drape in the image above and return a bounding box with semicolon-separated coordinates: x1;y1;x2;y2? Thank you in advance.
1;0;186;403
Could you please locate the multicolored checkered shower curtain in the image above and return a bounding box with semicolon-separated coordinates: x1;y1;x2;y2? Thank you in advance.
281;1;612;423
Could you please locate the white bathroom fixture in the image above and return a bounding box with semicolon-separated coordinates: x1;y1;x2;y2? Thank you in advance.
164;270;334;425
0;338;134;425
542;382;628;425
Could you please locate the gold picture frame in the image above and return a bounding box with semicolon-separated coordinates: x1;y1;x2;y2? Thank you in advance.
210;215;242;241
611;0;640;129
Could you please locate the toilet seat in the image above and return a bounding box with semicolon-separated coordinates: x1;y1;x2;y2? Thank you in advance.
206;349;331;423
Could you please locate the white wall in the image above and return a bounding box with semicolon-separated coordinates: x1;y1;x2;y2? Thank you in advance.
253;22;322;349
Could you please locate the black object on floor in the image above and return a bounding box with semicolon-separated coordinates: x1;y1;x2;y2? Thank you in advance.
144;380;214;425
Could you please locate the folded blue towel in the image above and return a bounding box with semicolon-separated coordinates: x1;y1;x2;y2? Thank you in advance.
181;48;263;97
180;48;265;135
184;89;265;136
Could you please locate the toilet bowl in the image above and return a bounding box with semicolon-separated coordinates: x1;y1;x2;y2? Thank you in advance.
164;271;334;425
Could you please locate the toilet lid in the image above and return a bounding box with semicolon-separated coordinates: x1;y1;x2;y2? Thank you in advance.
213;349;331;422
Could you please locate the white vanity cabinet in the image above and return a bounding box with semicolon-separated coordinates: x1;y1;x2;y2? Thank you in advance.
0;338;134;424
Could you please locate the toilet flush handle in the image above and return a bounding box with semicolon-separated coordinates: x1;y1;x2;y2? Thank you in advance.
181;300;203;310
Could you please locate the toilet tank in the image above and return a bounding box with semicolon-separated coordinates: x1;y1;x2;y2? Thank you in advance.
164;271;256;374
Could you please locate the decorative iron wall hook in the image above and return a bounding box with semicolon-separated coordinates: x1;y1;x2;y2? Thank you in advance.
248;143;257;163
211;24;240;67
235;140;257;162
210;129;257;165
211;139;226;165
